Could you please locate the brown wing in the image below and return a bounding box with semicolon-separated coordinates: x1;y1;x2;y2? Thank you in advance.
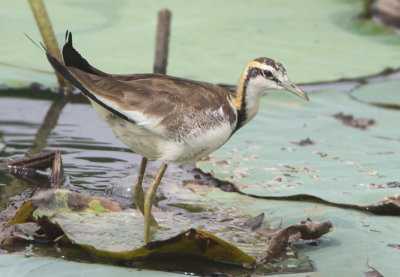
67;68;237;125
44;33;236;135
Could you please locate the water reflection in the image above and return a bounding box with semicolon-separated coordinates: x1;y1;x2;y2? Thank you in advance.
28;88;72;155
0;90;140;206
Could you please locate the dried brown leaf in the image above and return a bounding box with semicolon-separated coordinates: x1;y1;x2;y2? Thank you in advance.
333;112;376;130
242;213;265;231
366;195;400;215
291;138;317;146
387;243;400;249
266;220;333;260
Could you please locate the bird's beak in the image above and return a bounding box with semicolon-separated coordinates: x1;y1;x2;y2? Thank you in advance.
282;81;309;101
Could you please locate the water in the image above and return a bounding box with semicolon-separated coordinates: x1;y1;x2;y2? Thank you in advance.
1;91;129;202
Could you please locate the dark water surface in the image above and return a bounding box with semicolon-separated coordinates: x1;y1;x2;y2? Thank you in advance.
0;89;174;208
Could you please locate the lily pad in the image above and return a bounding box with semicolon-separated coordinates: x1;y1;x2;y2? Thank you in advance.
197;88;400;206
3;189;256;267
52;211;255;266
0;254;181;277
351;79;400;107
203;188;400;277
2;188;337;274
2;0;400;87
5;189;122;228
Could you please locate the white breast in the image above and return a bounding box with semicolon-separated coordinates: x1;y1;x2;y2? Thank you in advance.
88;98;237;163
157;118;235;163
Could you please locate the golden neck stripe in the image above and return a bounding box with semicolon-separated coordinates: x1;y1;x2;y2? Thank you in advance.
233;61;262;111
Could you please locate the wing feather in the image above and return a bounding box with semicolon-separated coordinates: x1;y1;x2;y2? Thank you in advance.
67;68;236;130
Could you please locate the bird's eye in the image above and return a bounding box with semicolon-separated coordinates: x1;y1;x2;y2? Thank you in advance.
262;69;273;78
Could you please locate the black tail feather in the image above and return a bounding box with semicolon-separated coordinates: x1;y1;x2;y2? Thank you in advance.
44;47;133;123
62;30;108;76
45;49;86;92
26;31;134;124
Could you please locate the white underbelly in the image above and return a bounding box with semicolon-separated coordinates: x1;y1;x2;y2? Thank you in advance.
89;99;235;163
157;120;234;163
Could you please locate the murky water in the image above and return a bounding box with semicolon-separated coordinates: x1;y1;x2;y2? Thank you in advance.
1;93;114;200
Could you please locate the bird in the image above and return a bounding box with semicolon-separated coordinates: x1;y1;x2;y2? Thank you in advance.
42;31;309;244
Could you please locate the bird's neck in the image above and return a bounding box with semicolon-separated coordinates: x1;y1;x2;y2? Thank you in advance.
232;67;264;130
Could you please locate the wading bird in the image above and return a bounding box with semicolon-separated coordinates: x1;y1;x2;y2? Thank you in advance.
43;31;309;243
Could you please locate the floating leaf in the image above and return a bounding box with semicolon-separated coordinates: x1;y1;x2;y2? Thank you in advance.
3;189;256;267
54;210;255;266
0;254;165;277
1;188;338;273
351;79;400;108
5;189;121;231
191;84;400;275
197;89;400;207
201;187;400;276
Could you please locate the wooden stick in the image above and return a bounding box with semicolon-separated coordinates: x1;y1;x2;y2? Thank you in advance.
28;0;71;88
0;151;63;187
153;9;172;74
361;0;374;18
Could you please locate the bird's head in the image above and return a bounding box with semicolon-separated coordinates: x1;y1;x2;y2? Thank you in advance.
241;57;309;101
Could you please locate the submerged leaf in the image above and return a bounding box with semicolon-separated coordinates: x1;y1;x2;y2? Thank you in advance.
242;213;265;231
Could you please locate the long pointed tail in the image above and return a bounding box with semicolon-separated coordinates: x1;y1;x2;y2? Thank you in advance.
62;31;108;76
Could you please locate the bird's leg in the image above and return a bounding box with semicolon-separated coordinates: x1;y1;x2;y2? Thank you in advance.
132;157;147;212
143;162;168;244
131;157;158;227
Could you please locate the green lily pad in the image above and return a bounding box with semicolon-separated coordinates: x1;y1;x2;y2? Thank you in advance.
3;188;336;273
197;88;400;206
5;189;122;228
2;0;400;87
4;189;256;267
203;188;400;276
351;79;400;107
0;254;182;277
51;211;255;266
